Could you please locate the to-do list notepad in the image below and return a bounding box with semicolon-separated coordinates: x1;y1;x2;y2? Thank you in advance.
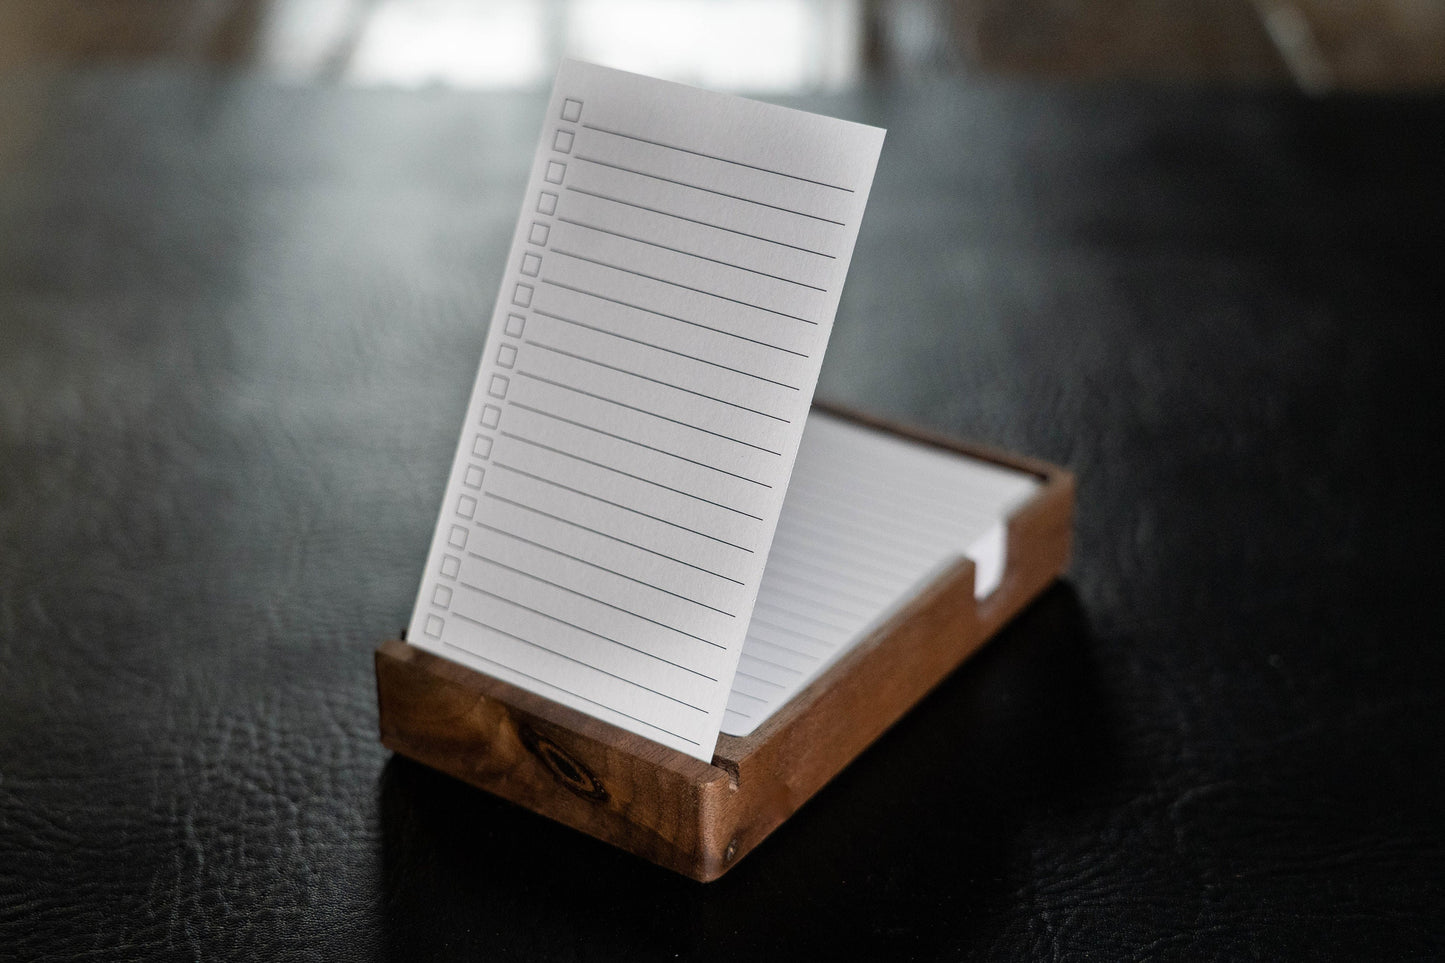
407;60;885;760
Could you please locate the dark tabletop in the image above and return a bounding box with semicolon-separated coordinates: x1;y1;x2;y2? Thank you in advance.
1;69;1442;961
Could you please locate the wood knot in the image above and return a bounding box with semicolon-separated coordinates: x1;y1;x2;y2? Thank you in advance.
518;725;609;802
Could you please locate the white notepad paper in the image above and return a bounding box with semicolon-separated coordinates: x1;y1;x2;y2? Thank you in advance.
408;59;1037;761
407;60;884;760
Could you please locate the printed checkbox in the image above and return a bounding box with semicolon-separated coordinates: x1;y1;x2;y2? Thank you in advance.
504;313;526;337
553;129;574;153
440;554;460;578
447;524;468;549
496;344;517;369
488;375;510;399
424;614;444;639
463;464;485;489
561;98;582;122
520;253;541;277
528;221;550;246
544;161;566;184
512;283;533;307
456;494;477;519
432;584;453;608
472;434;493;458
480;404;501;428
537;192;558;215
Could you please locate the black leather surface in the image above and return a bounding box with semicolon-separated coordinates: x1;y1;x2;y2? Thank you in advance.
2;70;1442;960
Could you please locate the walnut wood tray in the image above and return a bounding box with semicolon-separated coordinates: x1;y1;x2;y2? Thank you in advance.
376;405;1074;881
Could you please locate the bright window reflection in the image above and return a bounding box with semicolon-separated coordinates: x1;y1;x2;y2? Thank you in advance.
347;0;552;89
257;0;862;92
564;0;860;92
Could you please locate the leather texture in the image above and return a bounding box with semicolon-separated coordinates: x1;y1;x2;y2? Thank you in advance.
1;70;1442;960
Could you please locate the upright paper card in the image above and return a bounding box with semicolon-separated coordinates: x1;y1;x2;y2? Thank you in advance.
407;60;885;760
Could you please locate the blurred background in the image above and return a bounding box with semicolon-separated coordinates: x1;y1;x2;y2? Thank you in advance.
1;0;1443;93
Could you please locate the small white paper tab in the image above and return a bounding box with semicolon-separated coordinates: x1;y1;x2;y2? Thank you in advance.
407;60;885;760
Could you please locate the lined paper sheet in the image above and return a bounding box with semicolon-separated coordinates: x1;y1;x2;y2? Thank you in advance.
407;60;884;761
721;411;1040;737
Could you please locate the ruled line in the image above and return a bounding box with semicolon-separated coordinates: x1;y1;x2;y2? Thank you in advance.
533;307;800;390
566;186;835;258
746;616;835;649
745;636;825;662
780;497;953;554
480;523;736;617
733;669;785;689
747;617;837;650
756;583;875;622
456;577;718;679
773;512;922;570
501;429;764;522
553;248;816;325
775;509;928;559
472;553;724;649
739;652;803;675
515;370;783;453
766;540;916;587
785;483;974;542
524;339;792;423
489;466;755;553
557;217;827;292
507;401;772;487
753;599;853;634
761;552;900;600
581;122;856;193
575;154;847;226
541;278;808;358
745;631;833;662
451;611;706;711
481;485;746;584
442;640;700;745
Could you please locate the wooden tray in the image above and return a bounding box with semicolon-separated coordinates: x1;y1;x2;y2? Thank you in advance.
375;404;1074;881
